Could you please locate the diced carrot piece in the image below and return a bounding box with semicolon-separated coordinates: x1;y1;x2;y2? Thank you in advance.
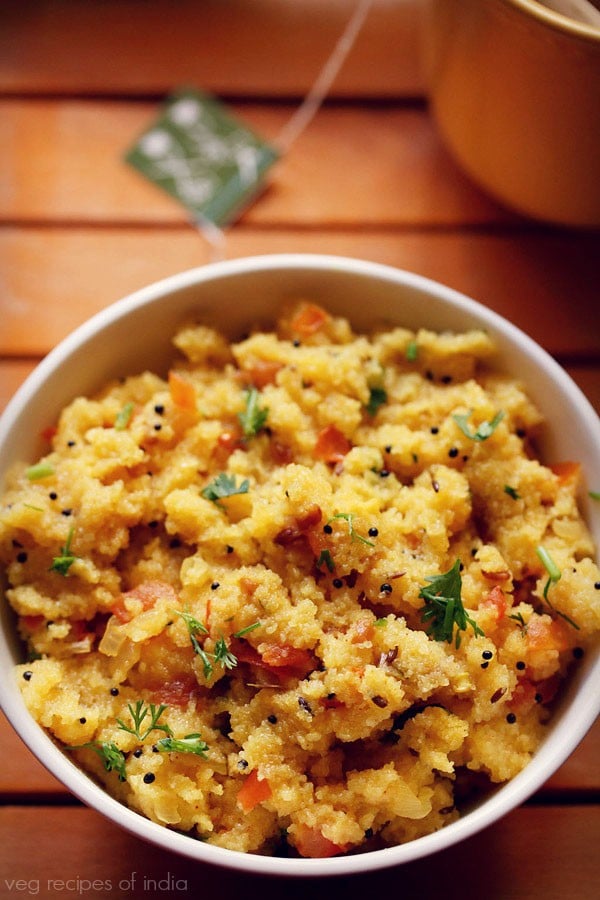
293;824;349;858
168;371;196;411
350;619;375;644
242;360;283;388
526;615;571;652
550;461;581;485
237;769;272;813
111;581;177;624
290;303;330;337
313;425;352;464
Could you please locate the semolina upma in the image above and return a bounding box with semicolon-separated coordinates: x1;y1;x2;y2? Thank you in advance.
1;301;599;857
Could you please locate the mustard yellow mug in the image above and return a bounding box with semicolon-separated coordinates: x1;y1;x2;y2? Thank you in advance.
423;0;600;226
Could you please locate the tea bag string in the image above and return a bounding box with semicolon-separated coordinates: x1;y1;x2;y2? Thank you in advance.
197;0;374;260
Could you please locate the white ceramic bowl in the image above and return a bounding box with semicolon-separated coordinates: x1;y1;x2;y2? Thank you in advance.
1;254;599;876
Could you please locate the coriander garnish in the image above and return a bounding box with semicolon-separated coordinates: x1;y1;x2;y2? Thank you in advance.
419;559;484;648
406;340;418;362
366;386;387;417
175;610;261;679
65;740;127;782
504;485;521;500
117;700;172;742
238;387;268;439
328;512;375;547
535;545;579;629
453;409;505;442
49;526;78;576
155;733;209;757
201;472;249;508
317;549;335;573
114;401;134;431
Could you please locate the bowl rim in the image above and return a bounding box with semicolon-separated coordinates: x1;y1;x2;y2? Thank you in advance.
1;252;599;877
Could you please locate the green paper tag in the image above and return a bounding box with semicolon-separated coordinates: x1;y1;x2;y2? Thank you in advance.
125;88;279;226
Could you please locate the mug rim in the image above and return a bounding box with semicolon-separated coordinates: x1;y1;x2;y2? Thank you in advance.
502;0;600;42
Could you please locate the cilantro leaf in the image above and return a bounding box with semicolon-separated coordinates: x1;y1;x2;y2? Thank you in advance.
114;401;134;431
201;472;249;508
66;740;127;782
238;388;268;439
453;409;505;442
49;526;78;576
406;340;418;362
156;733;209;757
366;386;388;417
504;485;521;500
419;559;484;647
317;549;335;573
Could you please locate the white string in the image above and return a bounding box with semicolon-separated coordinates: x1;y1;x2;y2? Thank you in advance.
197;0;374;261
275;0;375;153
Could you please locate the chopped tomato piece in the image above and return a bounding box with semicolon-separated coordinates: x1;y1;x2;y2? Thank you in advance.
111;581;177;624
214;424;243;463
242;360;283;388
69;619;91;641
168;371;196;411
274;505;322;546
508;677;537;713
290;303;330;337
40;425;57;442
237;769;272;813
480;585;508;621
550;461;580;485
21;615;44;632
508;674;561;713
313;425;351;464
526;615;571;653
270;439;294;465
151;676;201;708
261;644;314;671
293;824;349;858
231;640;315;681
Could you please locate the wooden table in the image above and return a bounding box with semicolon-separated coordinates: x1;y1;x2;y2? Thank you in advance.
1;3;598;898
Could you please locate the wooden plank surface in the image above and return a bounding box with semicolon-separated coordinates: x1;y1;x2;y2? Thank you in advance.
0;804;598;899
0;99;511;226
0;0;423;98
1;227;599;358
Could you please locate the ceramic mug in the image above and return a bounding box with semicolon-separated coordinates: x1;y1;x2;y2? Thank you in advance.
422;0;600;226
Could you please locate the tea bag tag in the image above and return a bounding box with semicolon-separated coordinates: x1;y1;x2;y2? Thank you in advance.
125;88;279;228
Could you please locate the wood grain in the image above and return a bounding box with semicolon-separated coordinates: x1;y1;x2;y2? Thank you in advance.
0;804;598;899
0;99;510;226
0;0;424;98
1;227;599;358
